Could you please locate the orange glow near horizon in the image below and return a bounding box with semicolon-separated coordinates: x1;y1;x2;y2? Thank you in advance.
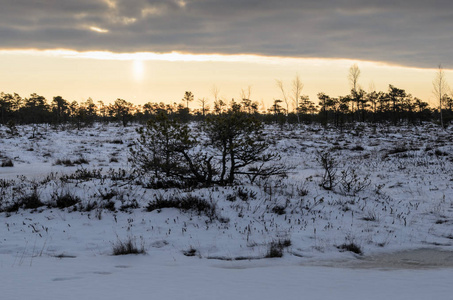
0;48;449;108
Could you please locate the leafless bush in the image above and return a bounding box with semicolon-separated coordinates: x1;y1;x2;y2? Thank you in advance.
338;167;371;196
316;151;338;190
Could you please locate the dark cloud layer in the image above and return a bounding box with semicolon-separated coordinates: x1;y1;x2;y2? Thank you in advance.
1;0;452;68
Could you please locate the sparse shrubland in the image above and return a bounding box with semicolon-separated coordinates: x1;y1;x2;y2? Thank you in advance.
0;116;452;262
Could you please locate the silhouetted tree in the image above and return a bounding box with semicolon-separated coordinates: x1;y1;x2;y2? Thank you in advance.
111;98;133;126
198;97;209;119
21;93;50;123
0;93;14;125
292;75;304;123
318;93;331;125
388;85;407;125
433;65;449;128
183;91;194;110
348;64;361;113
52;96;70;124
83;98;98;123
298;95;317;123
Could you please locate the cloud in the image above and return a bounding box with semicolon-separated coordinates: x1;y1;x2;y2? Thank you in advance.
1;0;453;68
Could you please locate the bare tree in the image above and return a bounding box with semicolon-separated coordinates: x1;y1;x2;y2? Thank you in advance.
276;79;289;117
198;97;209;118
348;64;361;113
348;64;361;92
211;85;225;114
240;86;257;114
433;64;449;128
211;85;220;103
292;75;304;123
240;86;252;101
368;81;376;94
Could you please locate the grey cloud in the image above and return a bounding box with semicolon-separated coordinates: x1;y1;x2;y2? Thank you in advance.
1;0;453;68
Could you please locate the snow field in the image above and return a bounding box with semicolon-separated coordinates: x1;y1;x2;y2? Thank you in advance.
1;122;453;299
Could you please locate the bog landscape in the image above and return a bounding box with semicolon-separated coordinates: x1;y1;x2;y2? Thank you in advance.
1;89;453;299
2;1;453;298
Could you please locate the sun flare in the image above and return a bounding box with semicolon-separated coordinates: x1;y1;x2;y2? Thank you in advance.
133;59;145;82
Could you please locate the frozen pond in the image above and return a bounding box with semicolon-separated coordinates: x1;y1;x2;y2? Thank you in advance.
304;248;453;270
2;252;453;300
354;248;453;269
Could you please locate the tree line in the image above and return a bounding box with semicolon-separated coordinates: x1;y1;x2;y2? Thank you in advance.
0;77;452;128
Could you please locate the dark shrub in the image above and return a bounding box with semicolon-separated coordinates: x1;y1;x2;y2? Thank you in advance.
109;139;123;144
112;237;145;255
337;243;362;255
387;146;408;155
226;194;237;202
9;190;45;211
55;158;89;166
54;193;80;208
99;190;117;200
1;159;14;167
272;205;286;215
266;239;292;258
146;195;217;219
62;168;102;181
183;247;197;257
55;159;74;166
350;145;364;151
119;200;139;212
101;200;116;211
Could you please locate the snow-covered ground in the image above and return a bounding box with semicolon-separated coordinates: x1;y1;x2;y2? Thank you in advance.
1;122;453;299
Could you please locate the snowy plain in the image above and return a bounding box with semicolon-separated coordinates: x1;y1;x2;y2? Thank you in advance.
1;122;453;299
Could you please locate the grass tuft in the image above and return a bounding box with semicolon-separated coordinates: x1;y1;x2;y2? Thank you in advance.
112;236;145;255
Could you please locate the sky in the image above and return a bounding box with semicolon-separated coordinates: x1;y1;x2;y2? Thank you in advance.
1;0;452;108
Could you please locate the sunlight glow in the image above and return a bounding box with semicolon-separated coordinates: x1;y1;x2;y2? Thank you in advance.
0;48;411;69
89;26;109;33
133;60;145;82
